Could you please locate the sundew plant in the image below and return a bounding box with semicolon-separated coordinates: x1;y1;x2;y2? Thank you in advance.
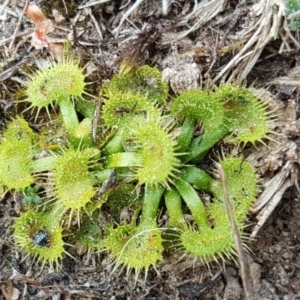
0;58;272;277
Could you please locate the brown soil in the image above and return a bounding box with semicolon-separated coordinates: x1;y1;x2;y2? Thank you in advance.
1;1;300;299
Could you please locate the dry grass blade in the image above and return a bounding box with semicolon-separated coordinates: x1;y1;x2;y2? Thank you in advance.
213;0;287;82
114;0;144;37
251;178;293;239
78;0;111;10
252;161;294;214
8;0;29;51
0;0;11;16
174;0;227;40
216;163;255;300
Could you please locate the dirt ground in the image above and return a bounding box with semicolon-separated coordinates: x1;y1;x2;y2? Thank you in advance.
1;0;300;299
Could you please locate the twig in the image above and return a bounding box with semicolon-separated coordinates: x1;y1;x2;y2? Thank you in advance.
8;0;29;50
114;0;144;37
0;0;10;16
204;33;219;78
213;7;269;82
87;7;103;41
0;56;31;82
92;97;102;142
213;0;287;82
78;0;111;10
287;10;300;20
282;18;300;50
252;161;293;213
175;0;227;40
269;78;300;86
0;30;32;47
251;178;293;238
216;163;255;300
161;0;169;16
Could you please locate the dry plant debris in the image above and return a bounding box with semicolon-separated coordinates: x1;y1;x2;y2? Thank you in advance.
247;94;300;238
214;0;300;82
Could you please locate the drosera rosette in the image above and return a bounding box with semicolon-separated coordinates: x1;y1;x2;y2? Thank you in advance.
106;119;181;188
49;147;100;227
170;84;272;163
209;156;258;226
102;64;169;105
6;58;269;277
100;185;165;280
214;84;272;146
101;92;162;155
170;89;227;161
176;156;258;265
13;209;67;270
0;118;38;191
170;89;225;132
0;140;35;191
23;58;93;146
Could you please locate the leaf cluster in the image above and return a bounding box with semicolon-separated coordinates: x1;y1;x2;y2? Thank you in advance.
0;60;272;275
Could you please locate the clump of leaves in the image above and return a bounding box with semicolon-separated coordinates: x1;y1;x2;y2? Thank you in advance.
99;71;270;274
0;61;273;275
22;185;41;205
